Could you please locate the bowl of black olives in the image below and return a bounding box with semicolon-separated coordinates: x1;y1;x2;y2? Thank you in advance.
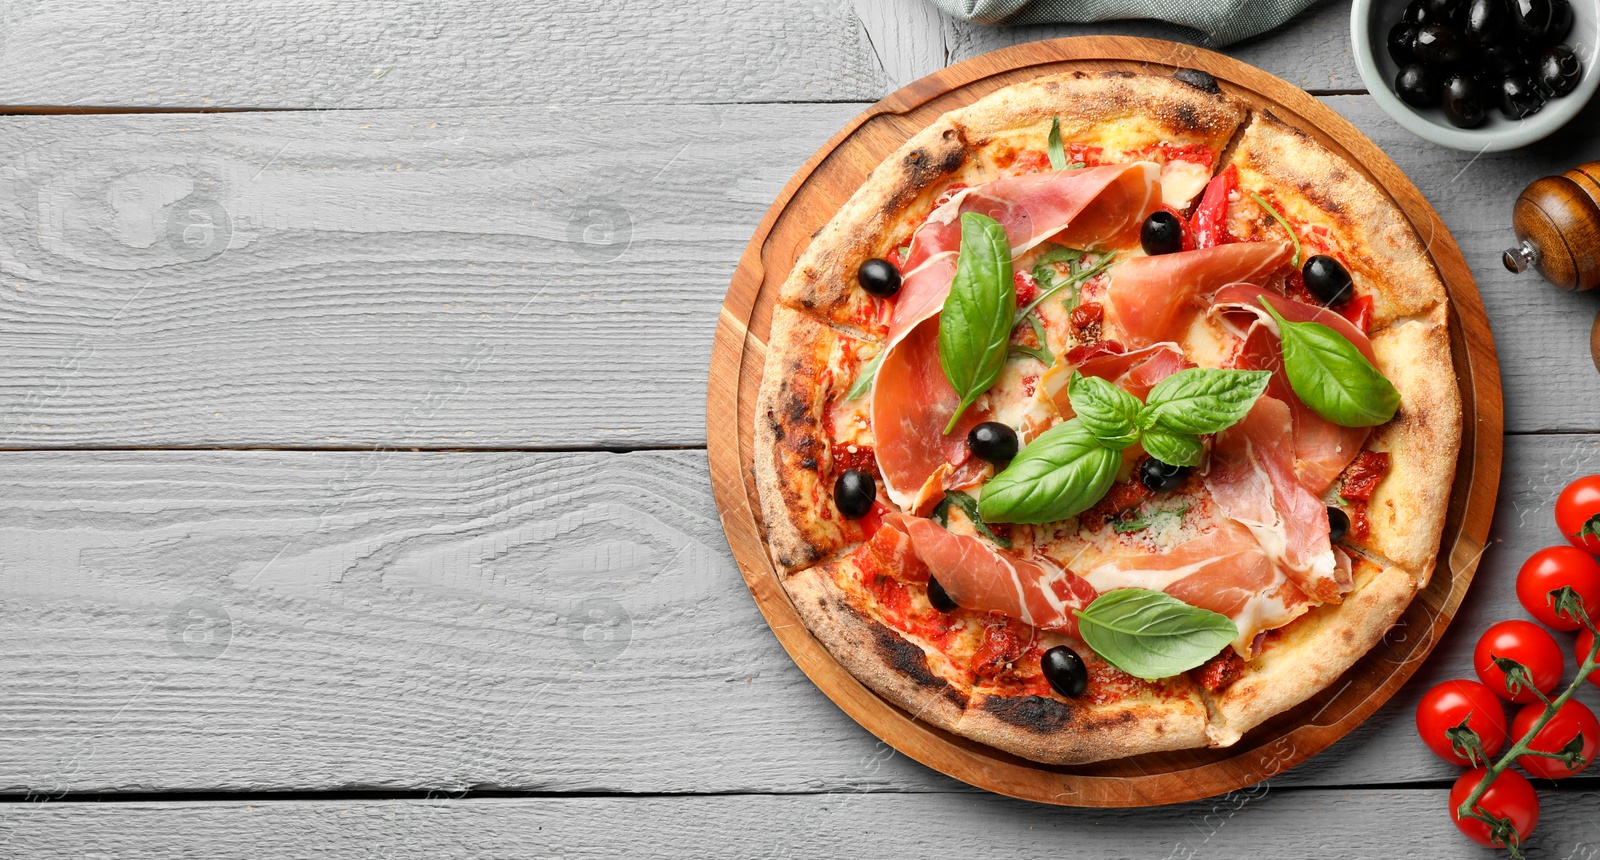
1353;0;1597;150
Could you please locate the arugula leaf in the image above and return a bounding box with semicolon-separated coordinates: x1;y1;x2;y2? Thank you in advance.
978;419;1120;524
1250;193;1302;268
844;350;885;401
942;489;1012;549
1139;368;1272;437
1140;430;1205;467
1068;372;1141;449
1017;250;1113;322
1262;299;1400;428
930;495;952;528
938;212;1015;433
1008;314;1054;366
1074;588;1238;679
1047;116;1067;171
1111;505;1190;534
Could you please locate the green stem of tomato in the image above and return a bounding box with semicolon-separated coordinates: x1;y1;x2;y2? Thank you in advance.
1455;599;1600;852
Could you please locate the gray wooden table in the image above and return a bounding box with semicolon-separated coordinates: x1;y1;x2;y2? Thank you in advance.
3;0;1600;856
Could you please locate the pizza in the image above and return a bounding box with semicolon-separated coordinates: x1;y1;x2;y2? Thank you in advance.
751;69;1462;764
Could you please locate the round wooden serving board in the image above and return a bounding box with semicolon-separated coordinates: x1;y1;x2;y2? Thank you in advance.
706;37;1503;807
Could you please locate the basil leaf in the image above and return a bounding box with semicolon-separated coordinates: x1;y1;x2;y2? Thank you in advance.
1047;116;1067;171
844;350;884;401
942;489;1012;549
1067;372;1140;449
1262;299;1400;428
938;212;1015;433
1140;368;1272;437
977;419;1120;524
1074;588;1238;680
1140;430;1204;467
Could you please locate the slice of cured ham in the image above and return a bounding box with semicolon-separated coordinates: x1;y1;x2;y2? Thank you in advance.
872;163;1163;508
1211;284;1374;494
1204;396;1348;604
1077;520;1314;656
1104;242;1293;347
1039;342;1192;417
896;514;1099;639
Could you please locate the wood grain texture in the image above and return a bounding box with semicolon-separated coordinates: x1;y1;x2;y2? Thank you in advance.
709;37;1498;807
0;0;891;108
6;790;1600;859
3;438;1594;796
0;95;1593;448
0;0;1373;110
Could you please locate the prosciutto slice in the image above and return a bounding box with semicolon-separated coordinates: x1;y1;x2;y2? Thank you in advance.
872;163;1163;507
1079;521;1314;656
897;514;1099;639
1040;342;1192;418
1104;242;1293;347
1204;396;1349;604
1212;284;1374;494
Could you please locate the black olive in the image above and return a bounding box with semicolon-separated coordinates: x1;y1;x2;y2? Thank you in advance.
1140;211;1185;256
1537;44;1583;96
1463;0;1506;41
1139;458;1190;493
1388;22;1420;66
1499;72;1547;118
1480;41;1529;79
1302;255;1354;306
1544;0;1573;45
1395;63;1443;108
1172;68;1221;94
1426;0;1467;23
857;258;902;298
927;576;958;612
1413;24;1467;63
1327;507;1351;543
1041;645;1088;699
967;421;1019;463
1441;73;1489;128
834;469;876;519
1508;0;1554;41
1405;0;1433;24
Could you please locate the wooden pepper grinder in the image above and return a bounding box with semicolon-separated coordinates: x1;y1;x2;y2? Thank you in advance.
1502;161;1600;290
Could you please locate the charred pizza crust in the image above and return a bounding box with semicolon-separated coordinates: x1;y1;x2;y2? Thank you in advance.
780;71;1249;331
1344;309;1463;581
787;550;1211;764
1205;556;1418;746
753;306;883;573
752;69;1462;766
1225;113;1448;330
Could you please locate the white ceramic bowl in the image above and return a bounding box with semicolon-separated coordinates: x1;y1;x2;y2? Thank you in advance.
1351;0;1600;151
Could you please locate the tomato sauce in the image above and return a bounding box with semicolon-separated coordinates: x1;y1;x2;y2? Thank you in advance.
1341;450;1391;502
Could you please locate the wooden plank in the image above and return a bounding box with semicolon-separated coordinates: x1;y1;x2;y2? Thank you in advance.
0;0;1366;110
0;96;1593;447
2;439;1597;795
5;790;1600;858
0;102;861;449
0;0;891;108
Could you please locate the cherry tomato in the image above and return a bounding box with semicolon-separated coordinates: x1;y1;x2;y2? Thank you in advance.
1555;475;1600;554
1512;699;1600;779
1473;620;1565;703
1516;546;1600;631
1578;629;1600;687
1449;767;1539;851
1415;679;1509;766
